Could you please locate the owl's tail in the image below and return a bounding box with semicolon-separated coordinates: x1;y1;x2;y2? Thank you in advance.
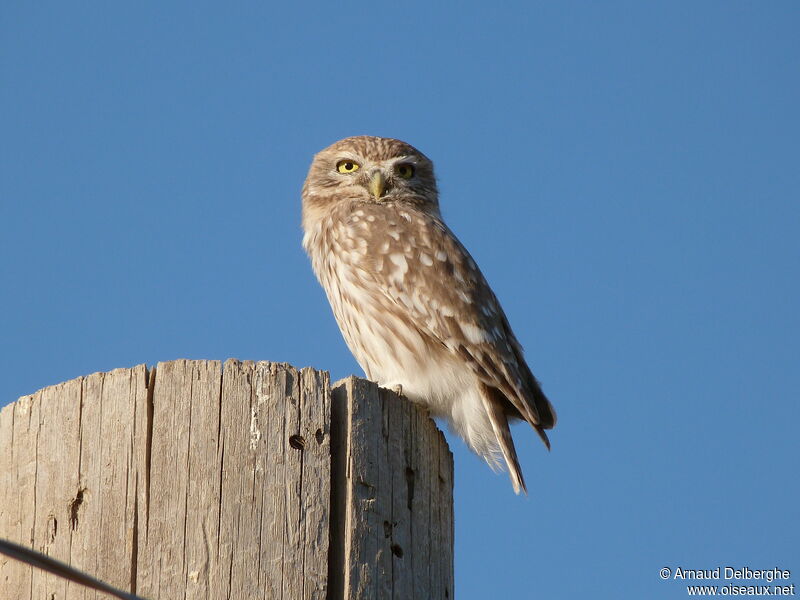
530;384;556;450
478;382;527;494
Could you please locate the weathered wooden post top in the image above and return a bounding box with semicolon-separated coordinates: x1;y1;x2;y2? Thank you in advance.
0;359;454;599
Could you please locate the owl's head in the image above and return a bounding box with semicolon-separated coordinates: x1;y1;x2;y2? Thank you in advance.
302;136;439;226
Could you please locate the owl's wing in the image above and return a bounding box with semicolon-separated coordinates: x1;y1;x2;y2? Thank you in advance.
353;206;556;440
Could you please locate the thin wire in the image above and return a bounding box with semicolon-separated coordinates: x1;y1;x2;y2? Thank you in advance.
0;538;149;600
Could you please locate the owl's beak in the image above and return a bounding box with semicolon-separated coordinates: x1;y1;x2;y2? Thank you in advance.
367;170;386;199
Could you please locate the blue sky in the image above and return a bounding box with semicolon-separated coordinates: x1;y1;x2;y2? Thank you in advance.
2;2;798;598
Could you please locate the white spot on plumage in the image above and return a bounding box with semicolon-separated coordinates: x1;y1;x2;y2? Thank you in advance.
388;253;408;274
460;322;490;344
429;297;455;317
435;250;447;261
412;290;428;315
419;252;433;266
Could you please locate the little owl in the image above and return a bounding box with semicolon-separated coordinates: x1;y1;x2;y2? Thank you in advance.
302;136;556;494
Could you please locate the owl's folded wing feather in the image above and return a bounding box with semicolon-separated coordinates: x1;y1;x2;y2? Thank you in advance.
353;207;556;437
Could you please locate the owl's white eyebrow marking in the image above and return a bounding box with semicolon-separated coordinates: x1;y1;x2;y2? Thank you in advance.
385;155;417;165
334;152;361;162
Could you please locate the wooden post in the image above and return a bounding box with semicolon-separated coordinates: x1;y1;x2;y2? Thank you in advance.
0;360;454;599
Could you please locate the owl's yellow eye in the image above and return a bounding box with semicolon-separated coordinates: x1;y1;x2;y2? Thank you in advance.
336;160;360;174
396;164;415;179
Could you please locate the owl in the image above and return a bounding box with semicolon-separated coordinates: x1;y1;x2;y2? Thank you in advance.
302;136;556;494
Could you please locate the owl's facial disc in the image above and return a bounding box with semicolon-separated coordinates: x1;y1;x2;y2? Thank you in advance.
325;150;424;203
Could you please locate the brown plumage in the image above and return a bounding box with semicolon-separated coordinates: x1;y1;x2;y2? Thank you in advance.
302;136;556;493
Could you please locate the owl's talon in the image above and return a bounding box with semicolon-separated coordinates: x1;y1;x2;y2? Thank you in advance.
379;383;404;396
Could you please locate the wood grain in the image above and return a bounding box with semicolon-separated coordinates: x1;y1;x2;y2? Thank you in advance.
331;377;454;600
0;360;453;599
